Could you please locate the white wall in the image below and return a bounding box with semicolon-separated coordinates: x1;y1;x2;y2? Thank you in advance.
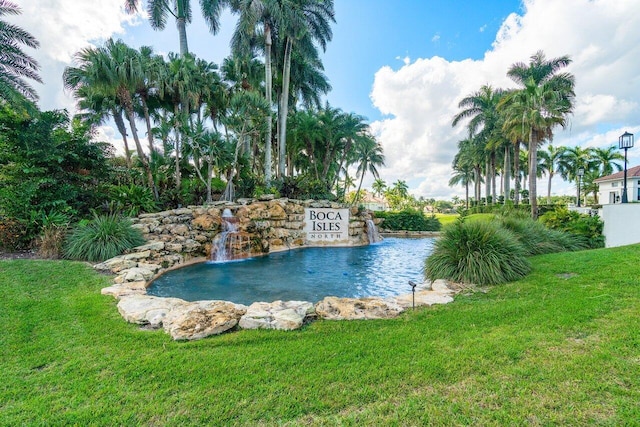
601;204;640;248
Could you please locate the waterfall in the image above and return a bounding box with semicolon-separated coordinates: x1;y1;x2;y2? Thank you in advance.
211;209;250;262
366;219;382;244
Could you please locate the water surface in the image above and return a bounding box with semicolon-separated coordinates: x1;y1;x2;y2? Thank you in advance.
148;237;435;305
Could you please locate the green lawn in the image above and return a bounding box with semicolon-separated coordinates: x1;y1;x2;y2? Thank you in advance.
434;212;459;226
1;247;639;425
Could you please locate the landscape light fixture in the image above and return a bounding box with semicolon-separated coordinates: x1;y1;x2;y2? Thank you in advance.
409;280;418;309
577;168;584;207
618;131;634;203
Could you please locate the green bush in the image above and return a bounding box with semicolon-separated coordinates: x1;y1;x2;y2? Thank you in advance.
108;184;157;216
424;220;531;285
63;214;145;262
539;207;604;249
377;209;441;231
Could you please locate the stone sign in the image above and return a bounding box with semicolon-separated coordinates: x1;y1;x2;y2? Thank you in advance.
304;208;349;243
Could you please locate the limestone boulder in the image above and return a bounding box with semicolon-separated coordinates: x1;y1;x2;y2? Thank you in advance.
315;297;405;320
239;300;314;330
133;241;165;251
101;281;147;299
94;257;137;273
114;267;155;283
117;295;187;327
162;300;247;340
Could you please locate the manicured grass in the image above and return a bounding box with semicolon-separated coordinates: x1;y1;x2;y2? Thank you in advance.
434;213;459;226
1;247;640;425
463;213;496;223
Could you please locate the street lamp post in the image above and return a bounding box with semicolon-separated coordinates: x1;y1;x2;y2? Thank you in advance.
577;168;584;207
619;132;635;203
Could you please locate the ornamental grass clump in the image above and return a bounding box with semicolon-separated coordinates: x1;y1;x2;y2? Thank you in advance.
424;220;531;285
498;216;588;255
63;214;145;262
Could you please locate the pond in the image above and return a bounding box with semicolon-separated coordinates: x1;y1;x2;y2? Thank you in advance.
147;237;435;305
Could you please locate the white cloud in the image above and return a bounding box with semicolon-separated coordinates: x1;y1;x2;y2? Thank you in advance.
370;0;640;198
8;0;140;111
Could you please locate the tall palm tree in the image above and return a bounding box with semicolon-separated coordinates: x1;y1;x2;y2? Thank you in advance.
538;144;566;204
352;136;384;205
276;0;335;177
452;85;504;205
125;0;225;56
503;50;575;218
229;0;281;185
64;39;157;199
0;0;41;105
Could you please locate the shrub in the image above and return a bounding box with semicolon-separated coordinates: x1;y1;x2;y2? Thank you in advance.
63;214;145;262
424;220;531;285
108;184;157;216
37;224;68;259
539;207;604;249
377;209;441;231
0;216;29;250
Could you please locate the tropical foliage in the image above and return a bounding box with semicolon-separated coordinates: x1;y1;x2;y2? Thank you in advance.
375;210;441;232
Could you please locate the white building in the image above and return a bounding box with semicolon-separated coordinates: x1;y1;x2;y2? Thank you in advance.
594;165;640;204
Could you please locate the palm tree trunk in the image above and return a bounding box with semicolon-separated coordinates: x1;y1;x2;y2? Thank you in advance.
529;130;538;219
547;172;553;204
485;159;490;205
278;37;293;177
491;151;497;204
176;2;189;56
174;103;181;191
140;97;155;155
264;25;273;185
123;94;158;200
514;141;521;205
465;181;469;209
503;144;511;203
112;108;132;168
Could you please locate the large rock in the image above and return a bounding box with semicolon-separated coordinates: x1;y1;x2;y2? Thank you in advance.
101;281;147;299
163;300;247;340
117;295;187;327
114;267;155;283
94;257;137;273
239;300;314;330
315;297;405;320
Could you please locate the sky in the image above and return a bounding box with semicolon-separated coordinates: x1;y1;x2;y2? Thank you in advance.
9;0;640;199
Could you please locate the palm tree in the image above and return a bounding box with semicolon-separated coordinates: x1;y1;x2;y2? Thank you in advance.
449;161;474;209
276;0;335;178
352;136;384;205
372;178;386;198
64;39;157;199
228;0;281;185
125;0;226;56
0;0;42;105
538;145;566;204
591;146;623;177
558;146;594;206
452;85;505;205
503;50;575;218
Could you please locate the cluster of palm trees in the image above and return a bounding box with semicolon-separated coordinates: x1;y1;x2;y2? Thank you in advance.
450;50;576;218
539;145;623;205
59;0;383;205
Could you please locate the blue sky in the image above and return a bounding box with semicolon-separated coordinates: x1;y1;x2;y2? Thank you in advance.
11;0;640;199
